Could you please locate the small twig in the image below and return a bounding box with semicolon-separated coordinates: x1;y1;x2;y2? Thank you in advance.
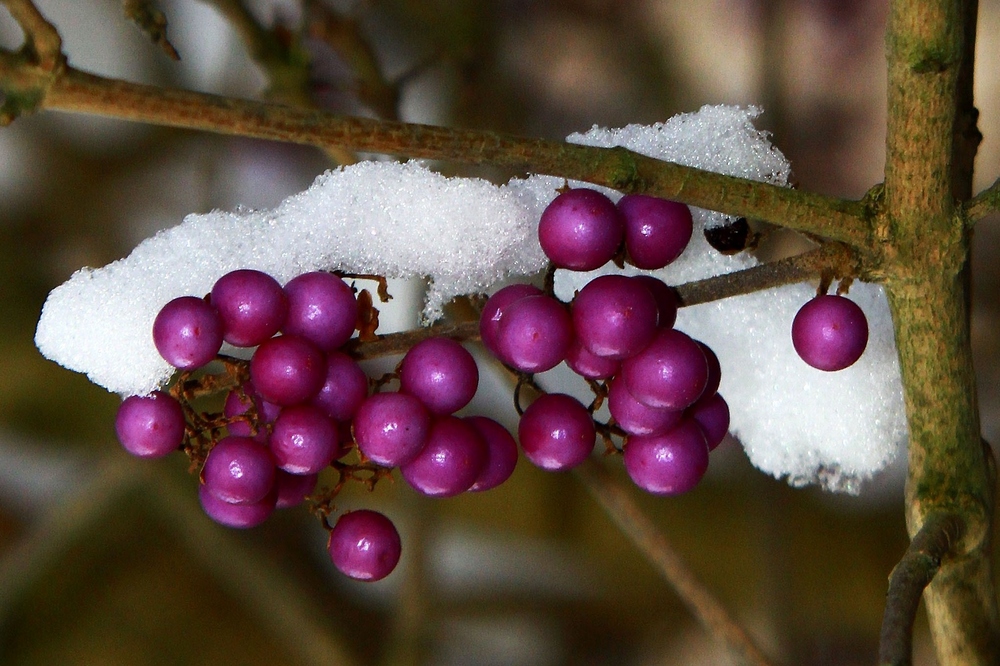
674;243;859;307
574;458;776;666
123;0;180;60
878;512;965;666
0;0;63;69
966;177;1000;224
343;320;479;359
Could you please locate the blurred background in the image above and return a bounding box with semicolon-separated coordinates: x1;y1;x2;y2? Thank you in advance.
1;0;999;664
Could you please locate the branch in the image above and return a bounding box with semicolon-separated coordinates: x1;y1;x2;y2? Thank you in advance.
123;0;180;60
878;512;965;666
574;458;776;666
0;56;871;246
966;177;1000;223
0;0;63;69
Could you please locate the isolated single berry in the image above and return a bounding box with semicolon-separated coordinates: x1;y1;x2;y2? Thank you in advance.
623;419;709;495
538;188;624;271
518;393;595;471
617;194;693;269
153;296;223;370
791;294;869;371
115;391;186;458
328;510;402;581
210;269;288;347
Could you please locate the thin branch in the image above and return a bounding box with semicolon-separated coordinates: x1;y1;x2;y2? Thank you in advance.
123;0;180;60
0;61;871;246
0;0;63;69
574;458;776;666
966;177;1000;223
879;512;965;666
675;243;858;307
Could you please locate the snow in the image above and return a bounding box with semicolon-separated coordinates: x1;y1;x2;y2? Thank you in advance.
33;104;907;492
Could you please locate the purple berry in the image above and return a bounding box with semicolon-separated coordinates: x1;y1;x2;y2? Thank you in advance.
114;391;186;458
620;329;709;410
538;189;624;271
274;470;318;509
617;194;693;269
353;392;431;466
224;381;279;441
399;338;479;415
564;337;620;380
607;374;684;437
518;393;595;471
697;341;722;398
465;416;519;492
791;295;869;371
494;294;572;373
283;271;358;352
198;483;276;528
269;404;340;475
328;510;401;581
633;275;678;329
311;351;369;422
400;415;488;497
210;269;288;347
201;436;276;505
623;420;709;495
687;392;730;451
479;284;543;357
152;296;223;370
250;335;326;406
571;274;659;360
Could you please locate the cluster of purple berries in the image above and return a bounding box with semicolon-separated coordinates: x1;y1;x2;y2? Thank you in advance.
481;188;730;495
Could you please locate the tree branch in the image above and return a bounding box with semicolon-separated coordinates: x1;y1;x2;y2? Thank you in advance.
574;458;776;666
879;512;965;666
966;177;1000;223
0;0;63;69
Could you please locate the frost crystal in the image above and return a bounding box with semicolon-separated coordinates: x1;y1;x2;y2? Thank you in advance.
34;104;907;491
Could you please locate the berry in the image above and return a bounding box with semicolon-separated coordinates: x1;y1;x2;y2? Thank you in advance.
273;470;318;509
564;337;620;380
224;381;279;441
283;271;358;351
353;392;431;466
518;393;595;471
620;329;709;410
311;351;369;422
400;415;488;497
328;510;401;581
250;335;326;405
210;269;288;347
697;341;722;398
688;392;730;451
201;436;276;505
791;294;869;371
479;283;543;357
198;483;276;528
465;416;519;492
617;194;693;269
399;337;479;415
623;420;709;495
493;294;572;373
607;374;683;437
114;391;186;458
571;274;658;360
269;404;340;475
152;296;223;370
632;275;678;329
538;188;624;271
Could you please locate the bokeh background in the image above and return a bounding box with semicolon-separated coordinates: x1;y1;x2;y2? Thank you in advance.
1;1;999;664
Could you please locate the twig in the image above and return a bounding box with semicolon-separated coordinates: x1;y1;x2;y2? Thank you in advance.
123;0;180;60
0;60;870;246
878;512;965;666
343;320;479;359
0;0;63;69
966;177;1000;223
574;458;776;666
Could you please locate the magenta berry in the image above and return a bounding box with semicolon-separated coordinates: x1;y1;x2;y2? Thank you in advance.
328;510;402;582
623;419;709;495
493;294;572;373
152;296;223;370
269;404;340;475
198;483;276;528
311;351;369;422
633;275;678;329
283;271;358;351
518;393;595;471
114;391;186;458
249;335;326;405
465;416;519;492
479;283;543;357
538;188;624;271
688;392;730;451
210;269;288;347
399;337;479;415
564;337;620;380
400;415;488;497
353;392;431;466
273;470;318;509
607;374;683;437
571;274;659;360
791;294;869;371
620;329;709;410
201;436;276;505
617;194;693;269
